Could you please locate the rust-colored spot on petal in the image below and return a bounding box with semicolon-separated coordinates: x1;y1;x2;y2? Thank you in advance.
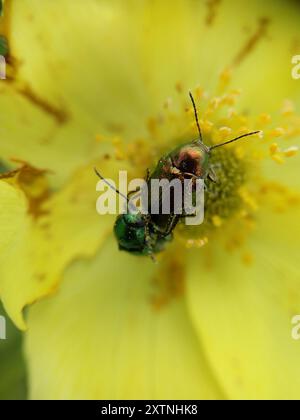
17;85;70;124
0;159;52;219
205;0;222;26
150;250;185;310
232;17;270;67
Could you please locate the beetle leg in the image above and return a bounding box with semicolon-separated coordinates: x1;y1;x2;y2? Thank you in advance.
207;166;218;184
163;214;180;236
127;188;141;199
172;171;203;193
143;216;156;260
145;168;151;182
177;210;198;219
152;214;179;237
149;253;157;263
128;168;150;200
210;162;222;169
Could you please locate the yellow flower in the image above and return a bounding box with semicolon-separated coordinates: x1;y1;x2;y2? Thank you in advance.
0;0;300;400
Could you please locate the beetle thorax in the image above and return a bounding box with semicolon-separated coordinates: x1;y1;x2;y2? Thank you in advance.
171;144;210;178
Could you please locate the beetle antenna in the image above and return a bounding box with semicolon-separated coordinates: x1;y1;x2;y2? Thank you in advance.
209;131;261;151
94;167;129;203
189;91;204;144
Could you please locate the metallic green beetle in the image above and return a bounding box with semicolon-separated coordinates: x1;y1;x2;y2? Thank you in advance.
114;213;173;256
96;93;260;258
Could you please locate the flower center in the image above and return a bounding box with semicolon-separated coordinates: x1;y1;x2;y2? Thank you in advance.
97;79;299;255
182;146;247;239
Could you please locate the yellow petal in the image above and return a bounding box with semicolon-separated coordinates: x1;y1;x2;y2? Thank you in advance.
231;4;300;113
186;206;300;399
0;178;27;254
25;237;224;400
2;0;298;187
0;0;164;185
0;89;104;186
262;153;300;190
0;162;114;329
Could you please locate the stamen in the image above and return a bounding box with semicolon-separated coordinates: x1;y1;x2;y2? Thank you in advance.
269;127;286;138
283;146;299;157
269;143;279;155
281;100;295;117
271;154;285;164
242;252;254;266
258;113;272;125
212;215;223;227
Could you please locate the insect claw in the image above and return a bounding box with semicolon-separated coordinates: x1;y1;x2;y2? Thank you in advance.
150;254;158;263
